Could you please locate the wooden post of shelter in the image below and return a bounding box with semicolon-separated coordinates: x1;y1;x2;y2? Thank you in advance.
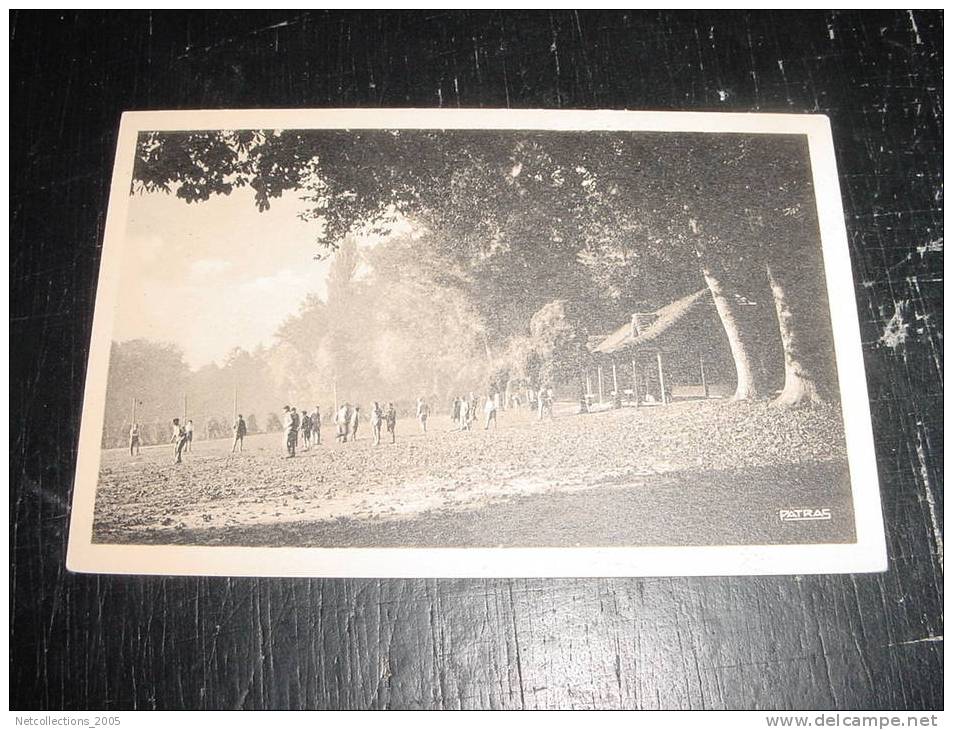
597;365;604;405
699;354;709;399
656;351;668;405
611;362;620;408
578;370;589;414
631;359;639;408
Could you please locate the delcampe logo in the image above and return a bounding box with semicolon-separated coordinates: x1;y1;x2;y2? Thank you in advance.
779;508;832;522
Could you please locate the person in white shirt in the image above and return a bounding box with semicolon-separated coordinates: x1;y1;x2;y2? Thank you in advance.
335;403;351;443
282;405;297;457
171;418;187;464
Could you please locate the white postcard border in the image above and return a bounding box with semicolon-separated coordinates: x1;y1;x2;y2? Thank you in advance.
66;108;888;577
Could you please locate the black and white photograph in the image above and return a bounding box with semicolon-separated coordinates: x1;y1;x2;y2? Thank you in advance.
14;10;941;714
66;109;885;576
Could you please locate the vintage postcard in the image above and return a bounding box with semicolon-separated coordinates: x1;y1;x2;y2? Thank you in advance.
66;109;887;577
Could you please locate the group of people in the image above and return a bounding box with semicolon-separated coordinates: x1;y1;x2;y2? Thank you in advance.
450;393;499;431
369;402;399;446
506;387;555;419
535;388;555;420
166;418;195;463
274;401;406;457
158;415;246;463
140;387;554;464
280;406;323;457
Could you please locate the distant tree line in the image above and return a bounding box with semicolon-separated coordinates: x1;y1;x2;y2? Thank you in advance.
103;340;280;448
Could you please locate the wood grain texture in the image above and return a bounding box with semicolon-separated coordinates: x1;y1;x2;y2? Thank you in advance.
10;10;942;710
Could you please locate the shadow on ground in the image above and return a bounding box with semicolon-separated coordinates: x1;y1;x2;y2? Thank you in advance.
98;459;855;548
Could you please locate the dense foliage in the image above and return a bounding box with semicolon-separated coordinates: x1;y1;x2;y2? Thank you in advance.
113;125;836;439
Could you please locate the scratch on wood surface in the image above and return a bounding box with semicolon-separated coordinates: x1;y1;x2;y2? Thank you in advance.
176;14;306;60
907;11;923;45
890;635;942;647
914;429;943;566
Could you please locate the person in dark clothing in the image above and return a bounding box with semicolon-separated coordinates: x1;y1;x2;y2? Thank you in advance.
385;403;397;444
371;402;383;445
128;423;141;456
349;406;361;442
300;410;312;450
232;414;247;452
283;405;297;457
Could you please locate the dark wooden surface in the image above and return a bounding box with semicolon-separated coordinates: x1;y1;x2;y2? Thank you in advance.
10;11;942;710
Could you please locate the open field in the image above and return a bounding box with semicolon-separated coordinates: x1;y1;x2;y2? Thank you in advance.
92;400;856;547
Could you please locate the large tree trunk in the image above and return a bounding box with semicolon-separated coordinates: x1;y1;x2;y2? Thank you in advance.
765;261;829;407
701;265;765;400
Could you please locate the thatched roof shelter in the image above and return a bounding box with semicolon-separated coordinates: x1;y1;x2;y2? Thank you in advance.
585;288;721;407
590;288;712;355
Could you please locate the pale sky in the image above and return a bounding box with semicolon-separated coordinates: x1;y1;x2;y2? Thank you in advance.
113;187;397;369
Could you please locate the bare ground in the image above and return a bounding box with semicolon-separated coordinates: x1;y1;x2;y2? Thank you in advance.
92;400;856;547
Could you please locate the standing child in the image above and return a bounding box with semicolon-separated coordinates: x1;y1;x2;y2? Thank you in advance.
484;394;498;430
232;414;247;452
171;418;187;464
416;397;430;433
336;403;350;443
282;405;297;457
300;410;312;450
128;423;141;456
371;402;383;445
290;408;300;453
312;406;321;445
350;406;361;442
385;403;397;444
